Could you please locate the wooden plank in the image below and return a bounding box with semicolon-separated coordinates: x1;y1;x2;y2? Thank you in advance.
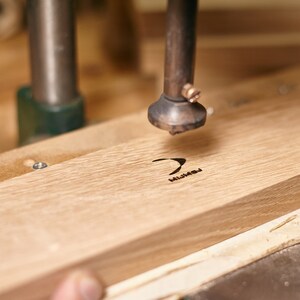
141;9;300;37
143;34;300;92
0;68;299;299
0;112;156;182
136;0;300;11
105;209;300;299
2;66;300;182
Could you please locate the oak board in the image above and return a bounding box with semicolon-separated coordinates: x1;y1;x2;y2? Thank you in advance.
0;69;299;299
2;66;300;182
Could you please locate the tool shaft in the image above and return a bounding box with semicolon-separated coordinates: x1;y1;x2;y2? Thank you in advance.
164;0;198;99
27;0;78;105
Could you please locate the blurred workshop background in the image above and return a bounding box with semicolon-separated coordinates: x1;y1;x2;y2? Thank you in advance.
1;0;300;152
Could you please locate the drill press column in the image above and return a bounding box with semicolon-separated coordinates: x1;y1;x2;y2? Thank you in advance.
17;0;84;145
28;0;78;105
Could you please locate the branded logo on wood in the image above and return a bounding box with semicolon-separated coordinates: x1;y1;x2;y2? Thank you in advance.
152;158;202;182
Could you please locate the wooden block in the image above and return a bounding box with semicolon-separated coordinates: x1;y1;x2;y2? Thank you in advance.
141;8;300;92
141;9;300;37
0;112;156;182
2;66;300;182
136;0;300;12
142;34;300;93
0;67;299;299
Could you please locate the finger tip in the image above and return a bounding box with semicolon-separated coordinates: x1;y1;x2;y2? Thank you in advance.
79;275;103;300
52;270;103;300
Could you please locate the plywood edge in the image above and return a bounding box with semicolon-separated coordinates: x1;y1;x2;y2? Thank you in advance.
106;208;300;300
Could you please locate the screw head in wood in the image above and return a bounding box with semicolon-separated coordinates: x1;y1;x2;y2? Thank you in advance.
32;162;48;170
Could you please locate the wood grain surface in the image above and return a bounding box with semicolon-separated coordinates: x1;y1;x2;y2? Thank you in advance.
143;33;300;94
1;66;300;182
136;0;300;11
0;68;299;299
141;9;300;37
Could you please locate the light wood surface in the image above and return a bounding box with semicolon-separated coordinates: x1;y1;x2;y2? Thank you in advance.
141;9;300;37
106;209;300;300
0;0;24;39
0;67;299;299
143;33;300;93
1;66;300;182
136;0;300;11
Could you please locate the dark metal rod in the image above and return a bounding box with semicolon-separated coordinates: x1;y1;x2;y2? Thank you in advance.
164;0;198;99
27;0;78;105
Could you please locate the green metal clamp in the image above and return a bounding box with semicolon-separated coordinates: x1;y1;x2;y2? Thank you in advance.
17;86;85;145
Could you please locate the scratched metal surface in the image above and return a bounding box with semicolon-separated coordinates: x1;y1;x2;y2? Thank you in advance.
183;244;300;300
